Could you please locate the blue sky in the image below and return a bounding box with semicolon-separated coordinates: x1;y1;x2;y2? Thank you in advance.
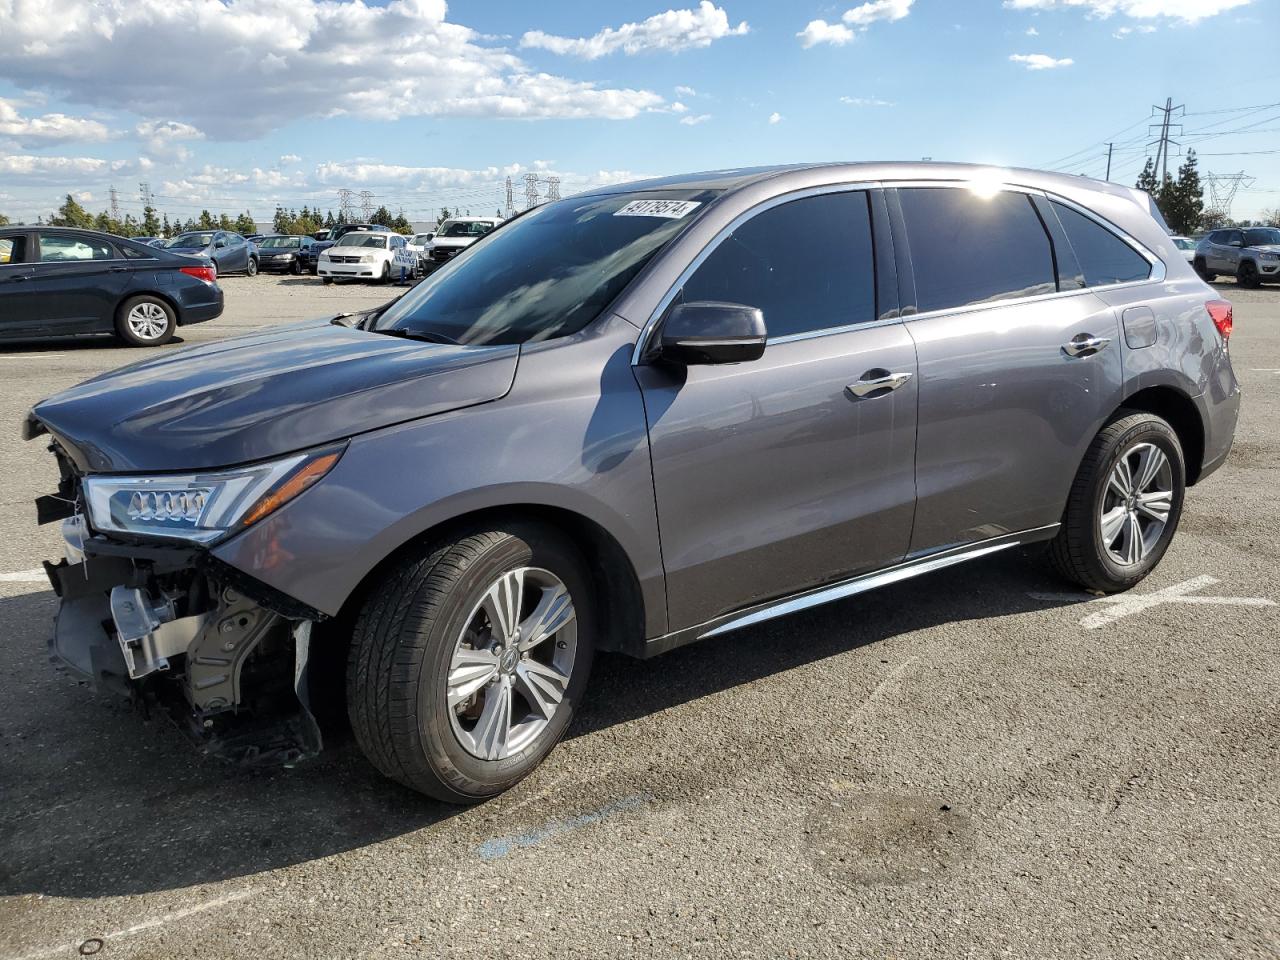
1;0;1276;226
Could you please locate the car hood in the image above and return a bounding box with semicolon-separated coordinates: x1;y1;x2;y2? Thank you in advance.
30;321;519;473
1250;243;1280;254
431;237;474;248
165;246;211;256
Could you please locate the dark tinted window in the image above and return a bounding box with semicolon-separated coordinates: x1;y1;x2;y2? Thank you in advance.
0;236;27;264
898;188;1056;313
1244;228;1280;247
680;191;876;338
1050;201;1152;287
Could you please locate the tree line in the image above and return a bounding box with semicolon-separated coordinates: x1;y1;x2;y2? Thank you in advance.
1137;150;1279;232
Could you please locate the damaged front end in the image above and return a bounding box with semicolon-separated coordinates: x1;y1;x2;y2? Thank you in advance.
37;439;330;766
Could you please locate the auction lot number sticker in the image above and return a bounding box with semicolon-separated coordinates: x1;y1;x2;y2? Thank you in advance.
614;199;702;219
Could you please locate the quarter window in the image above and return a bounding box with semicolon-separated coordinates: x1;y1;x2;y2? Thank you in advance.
0;236;26;264
897;188;1056;313
680;191;876;339
1050;201;1152;287
39;235;115;262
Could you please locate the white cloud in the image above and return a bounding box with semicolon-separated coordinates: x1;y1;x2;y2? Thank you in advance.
675;85;698;97
1002;0;1252;24
1009;52;1075;68
520;2;748;59
0;153;135;183
1112;24;1157;36
679;113;711;126
671;101;689;113
768;112;783;124
0;99;110;146
135;119;204;160
1026;25;1040;34
840;96;894;106
799;0;913;47
842;0;914;28
279;153;302;165
0;0;667;138
797;20;856;47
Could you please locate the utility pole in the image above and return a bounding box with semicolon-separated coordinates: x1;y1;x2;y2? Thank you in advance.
337;188;355;221
1104;143;1113;182
358;190;375;221
138;181;154;207
545;176;561;202
1148;97;1185;185
524;173;540;210
504;176;515;219
109;185;120;221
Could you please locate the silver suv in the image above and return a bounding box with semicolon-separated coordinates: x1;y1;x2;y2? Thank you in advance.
1195;226;1280;287
28;163;1241;802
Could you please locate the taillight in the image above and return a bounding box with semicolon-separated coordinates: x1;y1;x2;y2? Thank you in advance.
1206;299;1232;341
180;265;217;284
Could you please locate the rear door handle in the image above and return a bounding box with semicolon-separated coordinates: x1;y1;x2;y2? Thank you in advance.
846;370;913;399
1062;333;1112;358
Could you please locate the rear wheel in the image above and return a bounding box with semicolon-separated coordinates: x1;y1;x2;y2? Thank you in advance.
322;276;335;285
290;258;302;275
245;256;259;277
115;295;176;347
1193;257;1215;281
347;524;594;802
1238;260;1260;289
1048;412;1185;592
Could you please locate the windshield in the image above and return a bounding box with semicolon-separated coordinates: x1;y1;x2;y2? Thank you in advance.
168;233;213;248
259;236;301;248
1244;228;1280;246
438;220;495;238
412;234;432;244
374;194;705;345
1173;238;1195;250
335;234;388;248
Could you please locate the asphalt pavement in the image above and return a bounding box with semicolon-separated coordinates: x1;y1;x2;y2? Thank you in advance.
0;275;1277;959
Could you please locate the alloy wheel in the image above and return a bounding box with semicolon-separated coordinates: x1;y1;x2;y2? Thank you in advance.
1099;441;1173;566
125;302;170;341
446;567;577;761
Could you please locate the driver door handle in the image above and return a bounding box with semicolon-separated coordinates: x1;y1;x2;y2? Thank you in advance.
846;370;913;399
1062;333;1112;358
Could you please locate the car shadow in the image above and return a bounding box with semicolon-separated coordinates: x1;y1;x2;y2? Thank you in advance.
0;551;1083;899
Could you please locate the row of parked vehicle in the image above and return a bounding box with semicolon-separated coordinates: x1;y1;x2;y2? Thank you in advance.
1166;227;1280;288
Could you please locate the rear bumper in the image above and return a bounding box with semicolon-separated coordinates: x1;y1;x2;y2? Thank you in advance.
175;286;223;326
1194;377;1241;485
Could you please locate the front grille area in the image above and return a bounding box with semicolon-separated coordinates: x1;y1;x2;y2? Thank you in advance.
330;255;360;264
430;248;457;261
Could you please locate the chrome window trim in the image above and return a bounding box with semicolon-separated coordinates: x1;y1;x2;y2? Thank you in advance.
631;180;882;365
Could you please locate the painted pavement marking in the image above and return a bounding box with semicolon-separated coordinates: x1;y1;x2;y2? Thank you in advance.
1028;575;1275;630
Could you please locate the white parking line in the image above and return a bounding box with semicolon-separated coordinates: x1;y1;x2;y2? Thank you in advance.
848;656;919;725
6;890;254;960
476;793;650;860
1028;575;1275;630
0;354;64;360
0;568;47;584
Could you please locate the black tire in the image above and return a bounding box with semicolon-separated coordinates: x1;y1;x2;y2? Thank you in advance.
322;276;335;285
1048;411;1185;593
1237;260;1260;289
245;256;259;277
1193;257;1215;281
290;258;302;275
347;524;595;803
114;295;177;347
378;261;391;285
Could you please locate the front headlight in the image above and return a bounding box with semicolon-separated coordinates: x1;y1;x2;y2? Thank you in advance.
359;254;375;263
83;446;344;544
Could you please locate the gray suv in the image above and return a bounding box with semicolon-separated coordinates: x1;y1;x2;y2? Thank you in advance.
28;163;1241;802
1194;226;1280;287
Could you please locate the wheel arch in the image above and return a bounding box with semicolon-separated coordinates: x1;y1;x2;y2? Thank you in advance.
115;288;181;325
1113;385;1206;484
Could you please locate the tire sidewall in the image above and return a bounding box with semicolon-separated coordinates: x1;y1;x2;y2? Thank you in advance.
116;296;176;347
246;256;258;277
414;529;595;801
1086;418;1185;589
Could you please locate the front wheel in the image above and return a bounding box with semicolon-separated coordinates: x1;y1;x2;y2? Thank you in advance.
1238;261;1260;289
322;276;334;285
290;258;302;275
115;295;176;347
1048;412;1185;593
347;524;594;802
378;261;391;285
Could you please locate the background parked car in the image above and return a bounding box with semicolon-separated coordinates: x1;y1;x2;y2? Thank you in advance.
306;223;391;274
254;234;315;274
317;230;407;284
0;226;222;346
425;217;499;266
1195;227;1280;287
1170;235;1196;263
165;230;259;276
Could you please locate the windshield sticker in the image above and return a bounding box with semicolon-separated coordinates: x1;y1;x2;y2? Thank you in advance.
613;199;702;219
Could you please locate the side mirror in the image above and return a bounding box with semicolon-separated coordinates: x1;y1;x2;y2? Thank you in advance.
1229;239;1243;247
214;239;227;248
658;301;766;365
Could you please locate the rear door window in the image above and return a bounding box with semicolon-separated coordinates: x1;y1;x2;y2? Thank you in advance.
1049;201;1152;288
897;187;1056;313
680;190;877;338
38;234;115;261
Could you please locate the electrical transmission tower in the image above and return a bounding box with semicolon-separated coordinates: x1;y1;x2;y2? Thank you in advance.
1147;97;1185;183
109;185;121;221
138;181;154;207
1204;172;1255;223
504;176;515;219
545;176;561;202
359;190;375;220
337;188;356;221
524;173;540;210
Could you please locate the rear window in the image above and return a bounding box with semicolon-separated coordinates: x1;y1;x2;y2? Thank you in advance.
39;235;116;261
897;187;1056;313
1050;202;1152;288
